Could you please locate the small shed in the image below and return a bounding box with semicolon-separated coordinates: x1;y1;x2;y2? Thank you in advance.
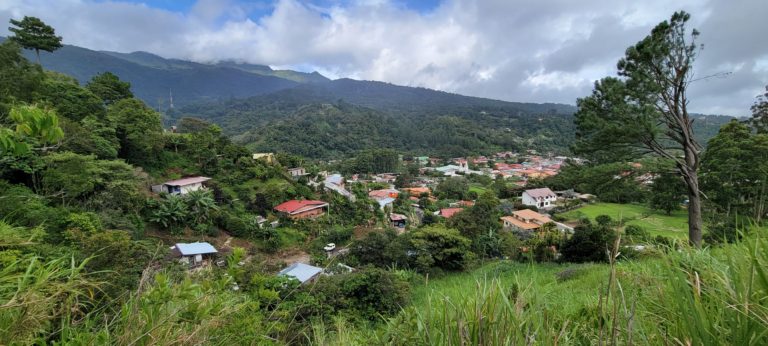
278;263;323;284
389;213;408;228
172;242;218;266
153;176;211;195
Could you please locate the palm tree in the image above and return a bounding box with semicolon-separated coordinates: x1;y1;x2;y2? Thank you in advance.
149;195;188;232
185;190;218;226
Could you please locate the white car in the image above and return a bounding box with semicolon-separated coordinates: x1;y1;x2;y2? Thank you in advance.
323;243;336;251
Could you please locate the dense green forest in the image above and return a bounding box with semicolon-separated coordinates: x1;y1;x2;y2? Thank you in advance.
176;78;732;159
0;36;326;108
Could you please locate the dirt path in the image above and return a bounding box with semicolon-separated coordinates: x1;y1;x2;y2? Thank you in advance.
270;249;310;265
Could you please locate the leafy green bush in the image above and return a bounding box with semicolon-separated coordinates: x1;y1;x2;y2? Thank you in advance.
312;267;411;321
560;224;617;263
624;224;650;242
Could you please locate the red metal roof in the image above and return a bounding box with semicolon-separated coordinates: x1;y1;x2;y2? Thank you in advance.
439;208;464;218
274;200;328;214
163;176;211;186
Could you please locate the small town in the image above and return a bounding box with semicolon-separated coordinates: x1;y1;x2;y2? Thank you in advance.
2;2;767;345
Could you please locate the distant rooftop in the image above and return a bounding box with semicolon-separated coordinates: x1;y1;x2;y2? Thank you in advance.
278;263;323;283
174;242;217;256
164;176;211;186
524;187;556;198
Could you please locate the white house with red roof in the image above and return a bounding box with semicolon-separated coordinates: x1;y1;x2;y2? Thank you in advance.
153;176;211;195
522;187;557;208
274;200;329;219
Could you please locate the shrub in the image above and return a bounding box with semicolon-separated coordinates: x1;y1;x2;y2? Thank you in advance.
595;214;613;226
324;226;353;245
64;212;103;234
624;224;650;242
560;224;617;263
312;267;411;321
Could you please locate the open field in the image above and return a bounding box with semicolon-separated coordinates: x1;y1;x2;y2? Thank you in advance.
468;183;488;195
412;261;611;315
559;202;689;239
376;237;768;345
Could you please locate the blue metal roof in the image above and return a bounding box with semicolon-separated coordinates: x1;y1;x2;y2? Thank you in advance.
175;242;217;256
278;263;323;283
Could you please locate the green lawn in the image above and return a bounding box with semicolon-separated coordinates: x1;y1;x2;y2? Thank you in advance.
468;184;488;195
559;203;689;239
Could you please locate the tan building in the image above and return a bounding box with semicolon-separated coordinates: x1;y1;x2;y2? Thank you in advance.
501;209;553;232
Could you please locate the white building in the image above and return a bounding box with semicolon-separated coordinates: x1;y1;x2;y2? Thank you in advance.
153;176;211;195
172;242;218;266
521;187;557;208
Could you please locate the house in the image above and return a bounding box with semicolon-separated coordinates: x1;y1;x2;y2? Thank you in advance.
439;208;464;218
278;263;323;284
274;200;329;219
369;189;399;200
435;165;464;176
369;189;399;210
501;209;554;232
153;176;211;195
376;197;396;210
390;213;408;228
287;167;307;178
522;187;557;208
252;153;276;164
456;200;475;207
374;173;398;183
324;174;354;200
402;187;431;197
171;242;218;267
555;189;580;200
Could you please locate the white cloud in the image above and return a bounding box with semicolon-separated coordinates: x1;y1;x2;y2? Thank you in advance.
1;0;767;116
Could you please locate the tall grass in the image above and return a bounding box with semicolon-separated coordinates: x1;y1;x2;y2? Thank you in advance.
0;255;99;344
329;234;768;345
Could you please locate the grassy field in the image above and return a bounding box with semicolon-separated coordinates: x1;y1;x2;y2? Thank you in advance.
559;202;689;239
359;237;768;345
412;261;611;315
468;183;488;195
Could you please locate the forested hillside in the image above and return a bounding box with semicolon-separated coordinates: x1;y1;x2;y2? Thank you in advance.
0;36;327;108
5;37;733;159
179;79;732;158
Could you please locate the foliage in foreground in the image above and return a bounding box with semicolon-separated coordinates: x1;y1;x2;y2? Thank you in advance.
357;236;768;345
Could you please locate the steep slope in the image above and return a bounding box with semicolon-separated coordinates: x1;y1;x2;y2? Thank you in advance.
176;78;579;159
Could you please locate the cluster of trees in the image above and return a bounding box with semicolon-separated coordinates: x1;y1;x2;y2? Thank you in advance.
0;17;359;343
184;94;578;159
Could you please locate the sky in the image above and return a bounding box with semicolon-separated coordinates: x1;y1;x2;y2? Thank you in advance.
1;0;767;117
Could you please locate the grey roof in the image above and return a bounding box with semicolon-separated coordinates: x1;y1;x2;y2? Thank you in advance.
163;176;211;187
524;187;556;198
175;242;217;256
325;174;344;185
377;197;396;207
278;263;323;283
435;165;462;172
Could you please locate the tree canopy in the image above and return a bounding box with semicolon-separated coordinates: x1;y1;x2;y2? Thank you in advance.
573;11;705;246
8;16;62;64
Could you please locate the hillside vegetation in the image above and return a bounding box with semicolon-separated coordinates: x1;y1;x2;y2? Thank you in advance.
11;37;734;159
